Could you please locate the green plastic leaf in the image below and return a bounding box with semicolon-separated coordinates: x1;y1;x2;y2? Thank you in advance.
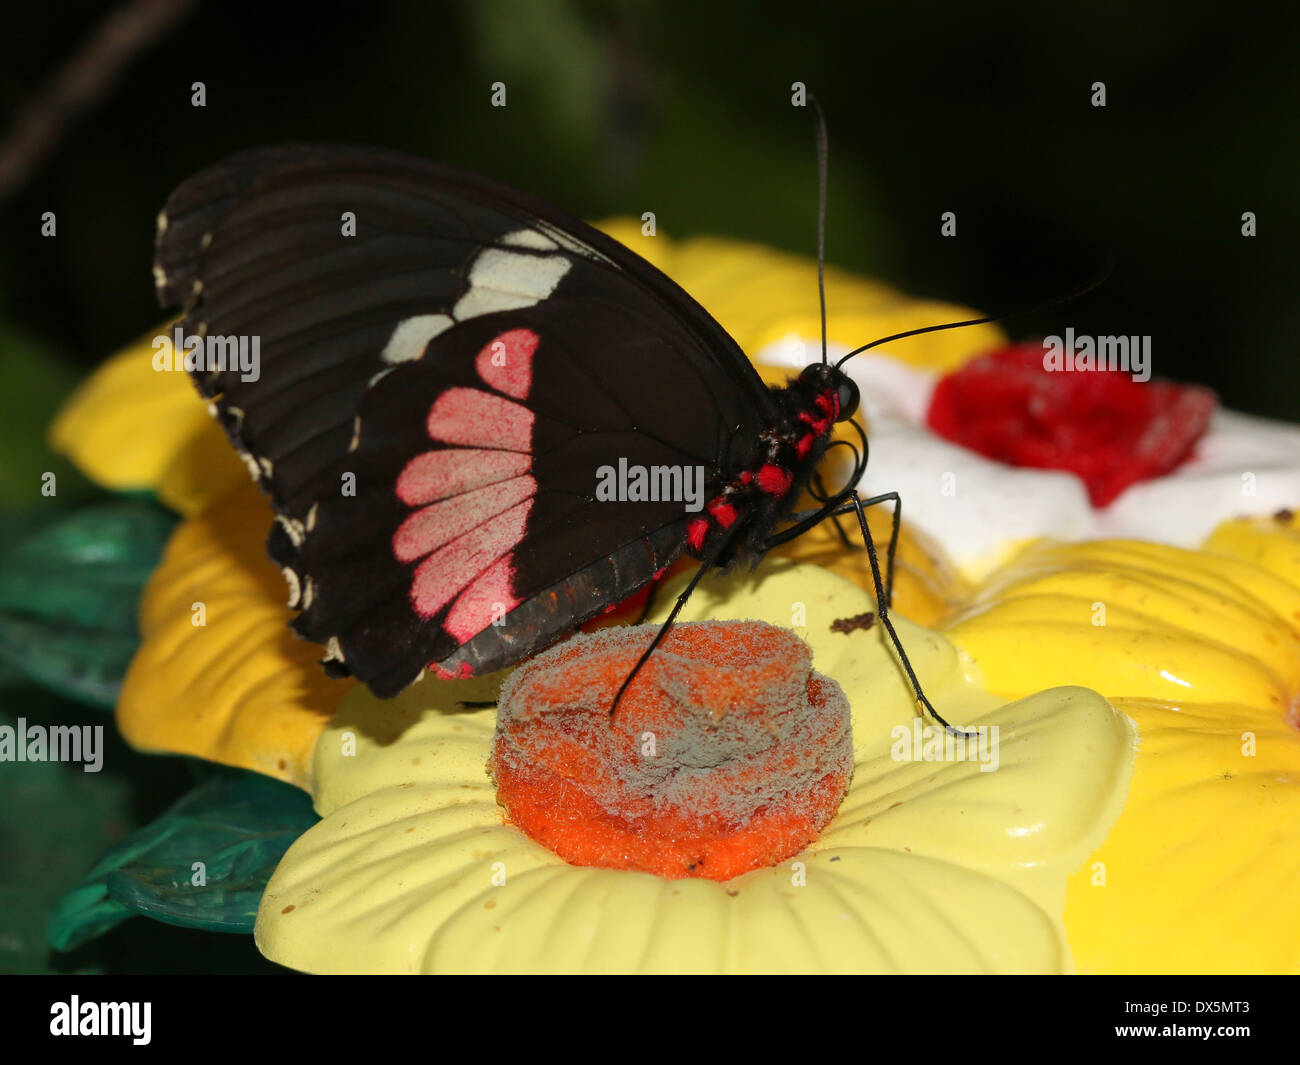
47;768;318;952
0;501;176;707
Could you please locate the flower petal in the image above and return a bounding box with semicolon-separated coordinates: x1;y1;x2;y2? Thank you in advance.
1064;695;1300;974
947;539;1300;712
1204;511;1300;606
117;481;353;788
48;328;249;516
258;562;1132;973
945;536;1300;972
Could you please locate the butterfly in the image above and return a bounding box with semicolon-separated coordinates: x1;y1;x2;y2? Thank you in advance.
153;141;969;730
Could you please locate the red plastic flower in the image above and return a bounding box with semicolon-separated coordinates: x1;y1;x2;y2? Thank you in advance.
926;341;1216;506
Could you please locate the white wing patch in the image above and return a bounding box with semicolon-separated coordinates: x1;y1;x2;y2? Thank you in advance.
502;230;558;251
378;229;577;373
381;314;454;364
452;247;571;319
282;566;301;608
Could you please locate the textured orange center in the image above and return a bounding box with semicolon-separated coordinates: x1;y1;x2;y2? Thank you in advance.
490;620;853;881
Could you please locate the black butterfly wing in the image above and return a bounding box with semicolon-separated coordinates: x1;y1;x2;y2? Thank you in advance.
154;144;777;696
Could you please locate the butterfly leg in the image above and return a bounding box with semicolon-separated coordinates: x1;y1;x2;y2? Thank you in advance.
764;490;902;608
812;471;854;550
846;491;971;736
608;533;738;717
775;491;967;736
857;490;901;610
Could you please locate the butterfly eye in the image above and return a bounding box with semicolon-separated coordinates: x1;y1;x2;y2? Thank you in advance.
834;376;860;422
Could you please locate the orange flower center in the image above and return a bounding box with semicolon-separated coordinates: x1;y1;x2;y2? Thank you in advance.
490;620;853;881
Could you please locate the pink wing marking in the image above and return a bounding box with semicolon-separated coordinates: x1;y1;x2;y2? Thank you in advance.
432;662;474;681
474;328;538;400
426;388;533;451
393;475;537;563
409;499;532;619
396;448;532;507
444;555;522;641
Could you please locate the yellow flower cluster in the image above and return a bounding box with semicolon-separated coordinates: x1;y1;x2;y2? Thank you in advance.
50;224;1300;973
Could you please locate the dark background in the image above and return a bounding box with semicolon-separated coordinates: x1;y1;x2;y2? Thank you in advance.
0;0;1296;975
4;0;1299;416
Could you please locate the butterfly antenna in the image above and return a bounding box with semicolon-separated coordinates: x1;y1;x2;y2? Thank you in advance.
834;253;1117;371
810;94;830;366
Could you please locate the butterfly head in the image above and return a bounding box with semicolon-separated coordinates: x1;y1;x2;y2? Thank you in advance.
796;362;859;423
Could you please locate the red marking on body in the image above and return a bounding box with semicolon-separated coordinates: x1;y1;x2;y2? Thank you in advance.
393;475;536;563
799;410;833;434
432;662;474;681
739;470;754;484
757;464;793;496
797;411;824;435
794;433;814;459
444;555;521;640
396;449;531;506
797;392;838;437
427;388;533;451
686;519;709;551
475;328;538;400
706;498;738;528
409;499;532;618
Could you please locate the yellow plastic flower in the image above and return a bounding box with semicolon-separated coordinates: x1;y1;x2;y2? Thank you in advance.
944;523;1300;973
45;220;1300;972
49;328;249;517
256;561;1133;974
117;480;352;789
